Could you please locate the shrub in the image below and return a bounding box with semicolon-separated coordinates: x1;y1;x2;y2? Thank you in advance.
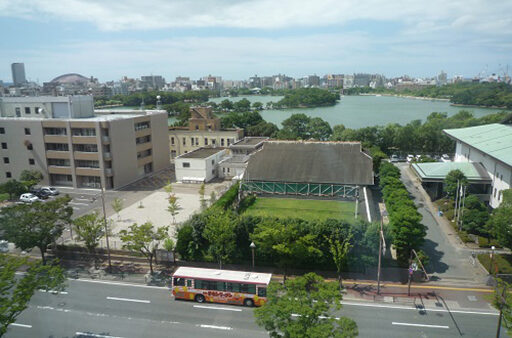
212;183;239;210
237;195;256;213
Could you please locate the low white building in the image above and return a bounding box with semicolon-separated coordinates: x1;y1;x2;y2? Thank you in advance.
175;147;227;183
444;123;512;208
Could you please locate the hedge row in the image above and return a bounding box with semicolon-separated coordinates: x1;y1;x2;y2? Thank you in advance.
379;162;427;265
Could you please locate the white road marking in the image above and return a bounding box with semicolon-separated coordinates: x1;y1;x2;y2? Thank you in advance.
392;322;449;329
106;296;150;304
37;305;71;313
342;301;498;316
292;313;340;320
39;289;68;295
9;323;32;328
193;305;243;312
70;202;89;206
71;278;167;290
198;324;233;330
75;332;125;338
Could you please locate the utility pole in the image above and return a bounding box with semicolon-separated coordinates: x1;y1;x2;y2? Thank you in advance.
459;185;467;231
407;251;413;296
99;179;112;272
453;179;460;222
496;283;507;338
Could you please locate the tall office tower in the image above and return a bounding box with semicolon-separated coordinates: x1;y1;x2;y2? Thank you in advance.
11;63;27;86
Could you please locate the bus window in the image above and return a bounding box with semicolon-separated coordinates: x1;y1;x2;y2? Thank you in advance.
187;280;192;287
226;282;240;292
173;278;186;286
195;279;226;291
257;287;267;297
240;284;256;294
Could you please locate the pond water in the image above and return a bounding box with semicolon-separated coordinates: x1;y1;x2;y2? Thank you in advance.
209;95;508;128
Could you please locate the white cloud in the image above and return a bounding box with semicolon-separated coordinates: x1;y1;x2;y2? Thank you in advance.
0;0;511;35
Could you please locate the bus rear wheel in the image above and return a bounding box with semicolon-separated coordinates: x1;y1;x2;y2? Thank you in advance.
195;294;205;303
243;298;254;307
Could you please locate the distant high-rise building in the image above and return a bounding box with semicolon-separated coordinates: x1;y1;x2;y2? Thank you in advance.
437;71;448;86
11;63;27;86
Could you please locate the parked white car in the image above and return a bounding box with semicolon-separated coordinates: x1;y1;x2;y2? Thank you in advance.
19;193;39;203
406;154;415;163
441;154;451;162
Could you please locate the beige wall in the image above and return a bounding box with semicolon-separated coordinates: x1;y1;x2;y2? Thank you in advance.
169;129;243;157
151;113;171;171
0;119;50;185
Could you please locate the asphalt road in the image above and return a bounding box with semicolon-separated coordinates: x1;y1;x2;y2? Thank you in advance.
5;278;504;338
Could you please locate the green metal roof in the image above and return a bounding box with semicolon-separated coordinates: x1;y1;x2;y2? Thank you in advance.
444;123;512;167
412;162;491;182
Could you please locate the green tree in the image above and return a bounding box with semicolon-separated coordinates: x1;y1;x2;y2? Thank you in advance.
0;180;27;200
277;113;311;140
167;194;181;224
119;222;169;274
202;210;237;269
19;170;43;187
252;101;264;110
72;212;105;267
0;255;66;336
0;196;72;264
488;189;512;248
199;183;207;210
307;117;332;140
220;99;234;110
252;220;322;280
234;98;251;112
493;278;512;333
164;180;173;196
461;195;489;235
326;232;353;288
444;170;468;199
111;198;124;220
254;272;358;338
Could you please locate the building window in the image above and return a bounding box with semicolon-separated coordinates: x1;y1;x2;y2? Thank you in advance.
211;139;216;145
27;143;33;150
134;121;150;131
171;137;175;145
25;107;31;115
72;128;96;136
191;137;195;146
15;108;21;117
494;188;497;198
35;107;40;114
195;137;199;145
227;168;230;173
46;143;69;151
212;169;215;174
221;138;224;146
195;125;199;130
48;158;70;166
0;127;4;134
227;139;231;146
6;172;11;178
76;160;100;168
171;150;176;158
182;137;186;146
136;135;151;144
211;160;215;165
137;149;152;159
182;162;190;168
29;158;35;165
44;127;67;135
204;138;208;145
223;168;225;173
1;143;7;149
24;128;31;135
3;157;9;164
73;144;98;152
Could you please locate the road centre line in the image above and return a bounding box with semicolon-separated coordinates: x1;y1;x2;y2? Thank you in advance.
76;332;125;338
342;301;498;316
392;322;449;329
9;323;32;328
106;296;150;304
70;278;167;290
39;289;68;295
198;324;233;330
193;305;243;312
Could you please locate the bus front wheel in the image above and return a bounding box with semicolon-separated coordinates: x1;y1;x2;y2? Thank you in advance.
243;298;254;307
195;294;205;303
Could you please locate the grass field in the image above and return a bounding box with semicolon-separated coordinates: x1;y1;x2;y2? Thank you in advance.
243;197;356;221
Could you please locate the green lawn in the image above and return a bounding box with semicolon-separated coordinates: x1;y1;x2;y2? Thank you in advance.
243;197;356;221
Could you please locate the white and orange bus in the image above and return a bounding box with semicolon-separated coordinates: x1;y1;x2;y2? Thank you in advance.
171;267;272;307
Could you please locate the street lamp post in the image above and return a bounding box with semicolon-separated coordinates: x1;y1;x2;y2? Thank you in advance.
490;246;496;275
250;242;256;270
99;179;112;272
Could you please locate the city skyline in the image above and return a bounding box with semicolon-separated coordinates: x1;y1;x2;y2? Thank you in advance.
0;0;511;82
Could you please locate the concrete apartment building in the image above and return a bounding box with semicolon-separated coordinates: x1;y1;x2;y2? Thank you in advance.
169;106;243;158
0;96;170;189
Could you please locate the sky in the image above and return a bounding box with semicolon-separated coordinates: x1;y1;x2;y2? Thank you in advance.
0;0;511;83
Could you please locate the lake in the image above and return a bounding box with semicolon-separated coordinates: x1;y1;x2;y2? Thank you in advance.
209;95;508;128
